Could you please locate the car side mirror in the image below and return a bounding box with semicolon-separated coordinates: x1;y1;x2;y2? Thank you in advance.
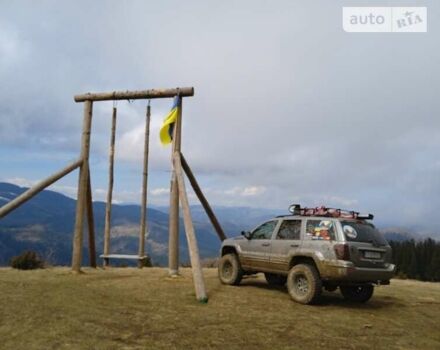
241;231;252;240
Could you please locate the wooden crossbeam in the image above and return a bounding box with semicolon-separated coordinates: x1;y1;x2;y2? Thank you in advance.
74;87;194;102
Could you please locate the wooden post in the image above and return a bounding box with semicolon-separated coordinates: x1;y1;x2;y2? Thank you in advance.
180;153;227;241
138;103;151;268
168;96;182;276
0;159;82;218
86;169;96;268
103;107;117;267
173;152;208;302
71;100;93;273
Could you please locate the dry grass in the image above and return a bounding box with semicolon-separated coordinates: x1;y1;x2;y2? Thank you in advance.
0;267;439;350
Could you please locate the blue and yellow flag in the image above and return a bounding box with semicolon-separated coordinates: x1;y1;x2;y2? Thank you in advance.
159;96;180;145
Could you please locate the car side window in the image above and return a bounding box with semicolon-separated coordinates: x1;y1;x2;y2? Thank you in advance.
252;221;277;240
277;220;301;240
305;220;336;241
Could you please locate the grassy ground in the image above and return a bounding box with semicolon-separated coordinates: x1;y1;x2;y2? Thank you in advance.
0;267;439;350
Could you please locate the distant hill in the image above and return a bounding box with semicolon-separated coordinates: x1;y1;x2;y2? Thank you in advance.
0;182;225;266
154;204;278;232
381;229;416;242
0;182;435;267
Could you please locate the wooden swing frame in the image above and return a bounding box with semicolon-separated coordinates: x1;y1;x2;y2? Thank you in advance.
0;86;226;302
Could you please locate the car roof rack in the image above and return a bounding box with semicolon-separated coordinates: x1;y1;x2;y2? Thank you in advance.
288;204;374;220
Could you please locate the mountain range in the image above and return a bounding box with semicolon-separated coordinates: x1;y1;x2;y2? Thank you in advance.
0;182;276;266
0;182;429;267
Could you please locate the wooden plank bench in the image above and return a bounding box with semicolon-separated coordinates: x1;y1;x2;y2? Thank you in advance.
99;254;148;260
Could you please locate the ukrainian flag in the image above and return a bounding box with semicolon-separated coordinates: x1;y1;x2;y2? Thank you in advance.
159;96;180;145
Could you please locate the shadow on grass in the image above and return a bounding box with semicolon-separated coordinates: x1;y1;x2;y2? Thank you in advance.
240;278;288;295
236;277;402;309
317;293;402;309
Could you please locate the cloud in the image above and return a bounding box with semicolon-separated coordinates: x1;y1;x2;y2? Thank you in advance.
3;178;79;199
224;186;266;197
0;23;30;68
150;188;169;196
3;177;36;188
0;1;439;231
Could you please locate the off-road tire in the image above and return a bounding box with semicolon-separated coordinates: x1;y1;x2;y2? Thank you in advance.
287;264;322;304
218;253;243;285
265;273;287;286
340;285;374;303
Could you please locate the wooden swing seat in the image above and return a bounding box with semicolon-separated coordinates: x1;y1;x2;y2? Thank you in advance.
99;254;148;260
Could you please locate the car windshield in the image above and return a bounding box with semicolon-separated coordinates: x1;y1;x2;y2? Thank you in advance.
341;221;388;245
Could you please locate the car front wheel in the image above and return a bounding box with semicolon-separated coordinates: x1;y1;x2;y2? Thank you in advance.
287;264;322;304
218;253;243;285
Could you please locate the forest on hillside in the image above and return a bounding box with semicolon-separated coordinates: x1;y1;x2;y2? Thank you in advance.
390;239;440;281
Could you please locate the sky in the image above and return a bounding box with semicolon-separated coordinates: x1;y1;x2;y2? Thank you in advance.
0;0;439;232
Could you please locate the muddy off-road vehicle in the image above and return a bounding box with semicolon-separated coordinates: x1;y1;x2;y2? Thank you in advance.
218;205;395;304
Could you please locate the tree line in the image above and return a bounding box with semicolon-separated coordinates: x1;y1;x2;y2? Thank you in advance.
389;239;440;281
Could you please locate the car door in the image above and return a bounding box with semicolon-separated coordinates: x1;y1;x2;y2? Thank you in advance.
239;220;280;270
269;219;302;272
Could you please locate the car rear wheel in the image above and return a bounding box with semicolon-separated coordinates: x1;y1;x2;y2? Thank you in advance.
340;285;374;303
218;253;243;285
264;273;287;286
287;264;322;304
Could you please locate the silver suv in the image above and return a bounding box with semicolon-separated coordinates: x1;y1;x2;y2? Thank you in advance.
218;205;395;304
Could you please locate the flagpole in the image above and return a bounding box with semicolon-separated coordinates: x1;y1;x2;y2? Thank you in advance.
168;96;182;276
